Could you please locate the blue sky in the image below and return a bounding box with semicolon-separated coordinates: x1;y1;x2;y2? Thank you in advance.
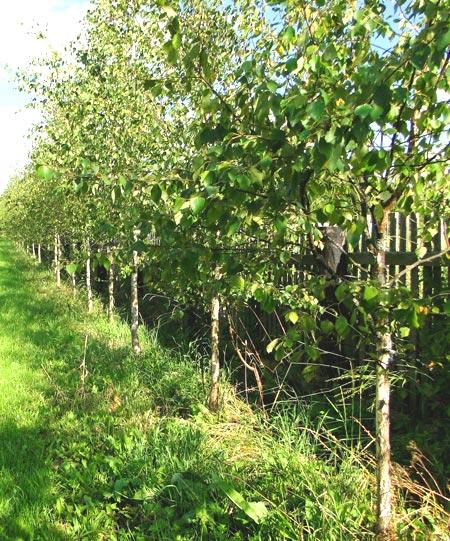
0;0;90;192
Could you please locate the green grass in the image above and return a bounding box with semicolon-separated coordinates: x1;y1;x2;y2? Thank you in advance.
0;242;67;539
0;240;447;540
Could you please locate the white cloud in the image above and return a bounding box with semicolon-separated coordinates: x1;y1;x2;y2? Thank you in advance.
0;0;90;192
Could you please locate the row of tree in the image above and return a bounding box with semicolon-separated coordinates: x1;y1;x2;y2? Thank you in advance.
1;0;449;537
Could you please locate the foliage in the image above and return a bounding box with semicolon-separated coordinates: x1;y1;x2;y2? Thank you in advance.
0;0;449;536
0;241;448;540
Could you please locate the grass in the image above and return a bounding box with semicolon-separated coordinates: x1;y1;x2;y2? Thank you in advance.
0;240;448;540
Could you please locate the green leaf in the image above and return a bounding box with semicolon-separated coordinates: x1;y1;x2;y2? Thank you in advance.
408;308;420;329
306;99;325;121
373;83;391;114
335;283;348;302
354;104;378;120
237;174;251;189
143;79;159;90
190;196;206;215
213;477;268;524
363;285;379;304
317;139;333;159
300;314;316;332
161;5;177;17
323;44;337;60
99;255;111;271
411;44;430;69
443;300;450;316
36;165;54;180
172;33;181;50
227;218;241;236
374;204;384;222
415;246;427;259
285;57;298;73
335;315;349;336
243;501;269;524
266;80;278;93
399;326;410;338
150;184;162;203
114;478;130;492
281;26;296;48
286;311;299;324
249;167;264;185
266;338;280;353
230;275;245;290
279;251;290;264
163;40;178;64
65;263;77;275
320;320;334;334
323;203;334;215
437;28;450;51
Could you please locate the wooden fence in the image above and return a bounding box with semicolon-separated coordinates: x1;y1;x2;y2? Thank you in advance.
238;213;449;341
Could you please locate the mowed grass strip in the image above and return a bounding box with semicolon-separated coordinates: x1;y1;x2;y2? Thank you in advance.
0;242;64;539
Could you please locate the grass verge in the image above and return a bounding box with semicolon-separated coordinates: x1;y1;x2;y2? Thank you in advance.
0;240;447;540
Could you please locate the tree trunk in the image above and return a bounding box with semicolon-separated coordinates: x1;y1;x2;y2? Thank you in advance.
107;245;115;322
32;243;36;259
37;244;42;264
71;243;77;294
208;293;221;411
54;233;61;287
374;220;393;540
130;246;141;354
86;238;93;313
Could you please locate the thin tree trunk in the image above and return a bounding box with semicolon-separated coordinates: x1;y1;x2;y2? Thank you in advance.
107;245;115;322
54;233;61;287
58;235;62;276
37;244;42;264
130;244;141;354
374;218;393;540
32;243;36;259
208;293;221;411
71;243;77;294
86;238;93;313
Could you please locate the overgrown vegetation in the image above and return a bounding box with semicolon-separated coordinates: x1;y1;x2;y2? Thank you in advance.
0;0;449;538
0;243;448;539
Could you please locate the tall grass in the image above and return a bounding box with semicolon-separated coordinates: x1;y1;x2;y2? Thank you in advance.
0;241;448;540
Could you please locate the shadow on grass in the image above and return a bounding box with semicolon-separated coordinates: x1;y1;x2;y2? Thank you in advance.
0;420;68;541
0;242;135;538
0;241;210;538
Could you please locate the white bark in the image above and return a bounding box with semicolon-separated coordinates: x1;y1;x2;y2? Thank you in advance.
37;244;42;264
107;245;115;322
71;243;77;294
86;238;93;313
54;233;61;287
376;331;393;539
374;229;393;539
208;293;221;411
130;246;141;354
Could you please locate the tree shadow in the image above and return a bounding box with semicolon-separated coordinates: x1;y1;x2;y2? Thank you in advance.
0;245;85;538
0;242;218;538
0;243;145;537
0;420;68;540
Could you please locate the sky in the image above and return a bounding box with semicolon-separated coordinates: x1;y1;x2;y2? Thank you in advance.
0;0;90;193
